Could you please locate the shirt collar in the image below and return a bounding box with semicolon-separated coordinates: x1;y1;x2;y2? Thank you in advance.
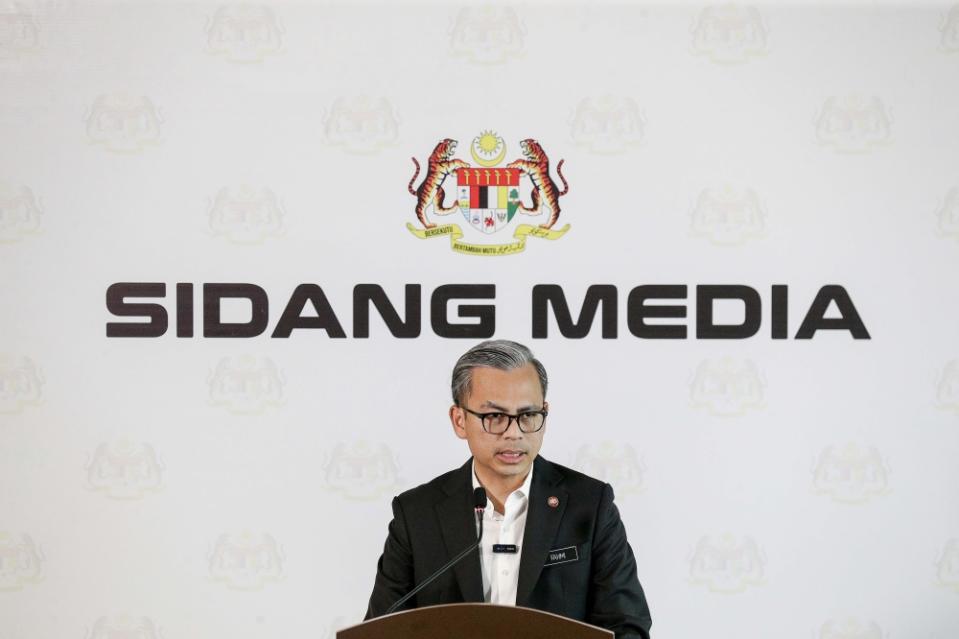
471;457;534;501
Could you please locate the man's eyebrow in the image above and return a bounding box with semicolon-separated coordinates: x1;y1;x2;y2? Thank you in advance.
480;401;541;412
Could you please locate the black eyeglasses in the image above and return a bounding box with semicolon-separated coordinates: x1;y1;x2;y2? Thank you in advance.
460;406;548;434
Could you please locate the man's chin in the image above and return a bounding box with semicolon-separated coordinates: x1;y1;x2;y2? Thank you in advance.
492;452;533;473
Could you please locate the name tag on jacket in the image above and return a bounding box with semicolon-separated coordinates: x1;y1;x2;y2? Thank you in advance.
544;545;579;567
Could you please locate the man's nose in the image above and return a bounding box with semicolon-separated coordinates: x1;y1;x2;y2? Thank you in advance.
501;417;524;438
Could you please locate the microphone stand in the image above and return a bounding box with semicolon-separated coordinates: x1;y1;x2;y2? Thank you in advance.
385;505;485;614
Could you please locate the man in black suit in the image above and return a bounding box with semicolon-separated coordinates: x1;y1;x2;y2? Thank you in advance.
365;340;652;638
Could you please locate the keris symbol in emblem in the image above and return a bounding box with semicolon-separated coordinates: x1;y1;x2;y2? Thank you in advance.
406;132;570;255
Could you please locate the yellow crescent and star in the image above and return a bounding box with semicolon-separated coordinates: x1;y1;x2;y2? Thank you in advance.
470;129;507;166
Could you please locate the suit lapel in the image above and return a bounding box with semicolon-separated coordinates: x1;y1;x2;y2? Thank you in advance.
516;455;567;607
434;458;484;603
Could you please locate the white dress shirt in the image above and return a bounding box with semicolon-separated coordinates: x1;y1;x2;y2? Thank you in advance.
472;460;533;606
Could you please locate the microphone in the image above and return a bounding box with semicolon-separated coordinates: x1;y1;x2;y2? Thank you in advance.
473;485;488;511
385;487;487;614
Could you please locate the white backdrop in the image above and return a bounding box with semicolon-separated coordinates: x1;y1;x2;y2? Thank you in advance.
2;1;959;638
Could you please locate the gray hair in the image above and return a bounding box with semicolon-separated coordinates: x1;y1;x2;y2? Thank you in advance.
451;339;548;406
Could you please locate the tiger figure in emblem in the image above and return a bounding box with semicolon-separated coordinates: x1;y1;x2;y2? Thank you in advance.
408;139;470;228
507;138;568;229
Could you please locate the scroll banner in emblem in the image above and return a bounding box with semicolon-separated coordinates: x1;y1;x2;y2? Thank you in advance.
406;222;570;255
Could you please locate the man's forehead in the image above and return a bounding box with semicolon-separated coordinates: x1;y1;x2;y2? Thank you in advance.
467;364;544;404
469;364;539;385
470;362;536;378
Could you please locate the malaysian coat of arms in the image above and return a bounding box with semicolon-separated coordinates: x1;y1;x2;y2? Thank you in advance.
406;131;570;255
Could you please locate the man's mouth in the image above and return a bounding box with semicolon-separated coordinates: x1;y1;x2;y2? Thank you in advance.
496;450;526;464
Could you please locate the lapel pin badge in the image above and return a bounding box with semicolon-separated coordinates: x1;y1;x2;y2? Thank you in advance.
547;496;559;508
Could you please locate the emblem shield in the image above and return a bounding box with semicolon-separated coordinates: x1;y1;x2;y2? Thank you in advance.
456;167;520;234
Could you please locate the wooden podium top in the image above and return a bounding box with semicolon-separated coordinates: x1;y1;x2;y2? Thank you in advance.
337;603;613;639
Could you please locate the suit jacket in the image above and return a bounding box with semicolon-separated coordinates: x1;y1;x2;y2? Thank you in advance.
365;455;652;638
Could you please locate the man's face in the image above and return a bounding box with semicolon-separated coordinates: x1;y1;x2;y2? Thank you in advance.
449;363;547;483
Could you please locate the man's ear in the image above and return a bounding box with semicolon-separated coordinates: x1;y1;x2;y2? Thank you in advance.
449;404;468;440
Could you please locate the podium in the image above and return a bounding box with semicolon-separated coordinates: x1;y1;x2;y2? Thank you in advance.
337;603;614;639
